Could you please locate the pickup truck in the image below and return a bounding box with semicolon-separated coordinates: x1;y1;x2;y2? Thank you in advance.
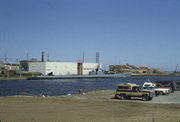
115;83;153;101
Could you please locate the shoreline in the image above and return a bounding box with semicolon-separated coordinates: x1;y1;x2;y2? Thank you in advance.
0;90;180;122
1;90;180;104
0;73;178;80
0;77;28;80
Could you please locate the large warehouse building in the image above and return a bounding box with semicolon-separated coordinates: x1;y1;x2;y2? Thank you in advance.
28;62;101;76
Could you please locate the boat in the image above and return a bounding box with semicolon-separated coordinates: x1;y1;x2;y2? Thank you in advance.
27;72;131;80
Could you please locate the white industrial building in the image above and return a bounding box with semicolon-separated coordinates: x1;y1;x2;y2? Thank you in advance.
28;62;102;76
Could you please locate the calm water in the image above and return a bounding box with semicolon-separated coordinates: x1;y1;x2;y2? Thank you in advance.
0;76;180;96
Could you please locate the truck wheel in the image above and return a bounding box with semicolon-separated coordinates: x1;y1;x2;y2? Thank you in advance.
155;91;158;96
120;94;126;100
142;95;149;101
114;94;118;99
159;91;163;95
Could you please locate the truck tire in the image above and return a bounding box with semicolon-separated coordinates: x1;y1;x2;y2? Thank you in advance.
120;94;126;100
159;91;163;95
114;94;118;99
155;91;159;96
142;95;149;101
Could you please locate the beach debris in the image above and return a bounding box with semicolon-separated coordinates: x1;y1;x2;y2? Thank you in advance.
38;93;46;98
79;89;85;95
67;93;72;96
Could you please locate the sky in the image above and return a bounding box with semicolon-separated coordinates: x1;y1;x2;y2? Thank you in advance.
0;0;180;71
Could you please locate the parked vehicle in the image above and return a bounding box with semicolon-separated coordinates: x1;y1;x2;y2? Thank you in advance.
142;82;171;95
155;80;177;92
115;83;153;101
140;86;158;96
154;87;170;95
176;81;180;91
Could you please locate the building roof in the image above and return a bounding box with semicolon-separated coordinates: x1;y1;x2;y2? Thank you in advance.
128;65;139;69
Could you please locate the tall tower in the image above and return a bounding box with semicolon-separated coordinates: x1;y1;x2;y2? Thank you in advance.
96;52;99;63
96;52;100;69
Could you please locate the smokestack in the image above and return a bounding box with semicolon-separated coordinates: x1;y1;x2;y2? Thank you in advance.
41;51;44;62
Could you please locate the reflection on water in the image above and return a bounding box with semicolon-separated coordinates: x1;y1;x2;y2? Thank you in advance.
0;76;180;96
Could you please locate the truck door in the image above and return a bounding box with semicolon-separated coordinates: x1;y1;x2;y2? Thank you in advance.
131;86;140;97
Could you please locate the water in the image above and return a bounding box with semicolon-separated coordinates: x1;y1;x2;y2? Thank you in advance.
0;76;180;96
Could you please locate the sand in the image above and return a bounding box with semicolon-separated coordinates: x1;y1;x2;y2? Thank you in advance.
0;90;180;122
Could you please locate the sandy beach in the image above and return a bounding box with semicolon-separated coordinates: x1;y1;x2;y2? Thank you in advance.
0;90;180;122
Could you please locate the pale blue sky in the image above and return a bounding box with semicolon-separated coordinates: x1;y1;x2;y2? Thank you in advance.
0;0;180;71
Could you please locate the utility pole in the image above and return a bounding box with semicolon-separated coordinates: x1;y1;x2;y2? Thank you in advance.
4;53;9;78
16;59;18;74
16;59;21;78
19;62;22;78
82;52;85;63
4;53;7;63
26;53;29;61
47;53;49;62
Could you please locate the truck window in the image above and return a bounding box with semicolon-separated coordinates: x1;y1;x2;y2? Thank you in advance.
118;86;129;89
132;87;139;92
